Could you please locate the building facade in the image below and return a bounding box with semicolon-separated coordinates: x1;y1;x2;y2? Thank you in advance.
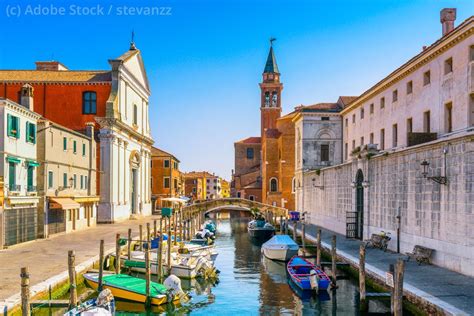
185;176;204;201
0;97;41;247
0;43;154;223
205;174;222;199
37;120;98;237
151;147;184;209
298;10;474;276
232;137;262;201
221;179;230;198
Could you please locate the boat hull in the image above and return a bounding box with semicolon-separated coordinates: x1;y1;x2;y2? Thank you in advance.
262;247;298;261
286;256;331;292
248;228;275;242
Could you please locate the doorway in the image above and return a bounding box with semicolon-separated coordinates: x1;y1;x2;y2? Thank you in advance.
131;168;138;214
346;169;364;239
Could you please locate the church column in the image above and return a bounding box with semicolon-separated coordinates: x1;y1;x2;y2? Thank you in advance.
117;138;122;205
98;132;115;222
123;141;128;204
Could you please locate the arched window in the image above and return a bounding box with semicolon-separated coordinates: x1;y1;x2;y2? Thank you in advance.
292;177;296;193
82;91;97;114
270;178;278;192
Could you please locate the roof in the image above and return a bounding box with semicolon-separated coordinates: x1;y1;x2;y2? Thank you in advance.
337;96;358;107
235;136;261;144
0;70;112;83
263;46;279;74
184;171;217;179
151;146;180;162
244;180;262;189
300;102;341;112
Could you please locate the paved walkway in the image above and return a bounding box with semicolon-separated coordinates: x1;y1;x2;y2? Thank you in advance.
293;223;473;315
0;215;161;302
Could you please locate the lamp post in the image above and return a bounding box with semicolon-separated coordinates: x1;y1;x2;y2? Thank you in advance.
420;159;447;185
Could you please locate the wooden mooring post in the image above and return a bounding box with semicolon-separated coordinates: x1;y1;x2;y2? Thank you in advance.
68;250;78;307
301;222;306;254
154;219;158;238
359;243;367;311
139;225;143;251
98;239;104;292
127;228;132;260
393;258;405;316
316;229;322;266
279;216;283;233
292;221;297;241
173;210;178;245
115;233;121;274
158;216;164;283
284;218;288;235
331;235;337;287
145;223;151;306
167;216;172;275
20;267;30;316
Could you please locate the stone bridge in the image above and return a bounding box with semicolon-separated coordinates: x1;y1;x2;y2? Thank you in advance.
183;198;288;218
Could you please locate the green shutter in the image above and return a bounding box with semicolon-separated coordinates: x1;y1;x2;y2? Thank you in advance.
63;137;67;151
25;121;29;142
27;166;33;188
15;117;20;139
73;141;77;153
7;114;12;137
82;144;86;156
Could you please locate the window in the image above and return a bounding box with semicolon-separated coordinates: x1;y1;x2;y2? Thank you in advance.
321;117;330;121
174;178;178;189
237;192;241;198
164;177;170;188
73;141;77;154
82;143;86;156
8;162;16;190
292;177;296;193
352;140;355;150
392;90;398;102
63;137;67;151
84;176;88;189
380;129;385;150
392;124;398;147
370;133;374;144
345;118;348;127
270;178;278;192
423;71;431;85
370;103;374;114
246;148;254;159
80;175;84;189
73;174;77;189
445;102;453;133
27;166;34;191
360;108;365;119
406;81;413;94
470;45;474;62
7;114;20;139
423;111;431;133
63;173;68;188
133;104;138;125
164;160;170;168
470;94;474;126
344;143;348;160
320;144;329;162
407;118;413;134
360;137;364;146
48;171;54;189
352;114;356;123
82;91;97;114
25;122;36;144
380;97;385;109
444;57;453;75
249;195;255;201
192;187;196;193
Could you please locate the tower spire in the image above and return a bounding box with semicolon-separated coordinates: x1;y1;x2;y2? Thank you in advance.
264;38;279;74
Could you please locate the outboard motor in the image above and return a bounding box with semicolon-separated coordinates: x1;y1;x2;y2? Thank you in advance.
309;269;319;293
164;274;188;301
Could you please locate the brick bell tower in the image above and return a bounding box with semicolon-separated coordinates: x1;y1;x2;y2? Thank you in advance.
260;38;283;138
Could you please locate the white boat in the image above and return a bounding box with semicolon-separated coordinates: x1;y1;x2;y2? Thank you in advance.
261;235;299;261
175;243;218;263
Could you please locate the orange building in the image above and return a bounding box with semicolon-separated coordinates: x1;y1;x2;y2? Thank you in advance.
151;147;184;209
184;175;204;201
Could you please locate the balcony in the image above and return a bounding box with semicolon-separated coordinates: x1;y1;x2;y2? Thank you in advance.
8;184;21;192
27;185;37;192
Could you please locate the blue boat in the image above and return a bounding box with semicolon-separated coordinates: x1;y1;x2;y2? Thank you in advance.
287;256;331;291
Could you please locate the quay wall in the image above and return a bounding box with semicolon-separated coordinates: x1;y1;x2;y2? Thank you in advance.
300;131;474;276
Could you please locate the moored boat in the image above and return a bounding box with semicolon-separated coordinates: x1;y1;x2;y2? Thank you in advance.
64;289;115;315
248;219;275;242
286;256;331;292
261;235;299;261
83;273;181;306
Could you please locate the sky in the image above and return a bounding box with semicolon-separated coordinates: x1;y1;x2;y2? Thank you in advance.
0;0;473;179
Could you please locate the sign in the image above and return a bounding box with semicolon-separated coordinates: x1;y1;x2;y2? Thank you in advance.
289;211;300;221
385;272;394;287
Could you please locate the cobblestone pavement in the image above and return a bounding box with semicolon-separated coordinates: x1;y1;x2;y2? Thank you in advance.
0;215;161;301
294;223;473;315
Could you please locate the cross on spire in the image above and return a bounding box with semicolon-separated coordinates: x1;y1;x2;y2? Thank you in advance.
270;37;276;46
130;30;137;50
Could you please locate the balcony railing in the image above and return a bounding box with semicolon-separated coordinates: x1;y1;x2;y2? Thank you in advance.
8;184;21;192
27;185;37;192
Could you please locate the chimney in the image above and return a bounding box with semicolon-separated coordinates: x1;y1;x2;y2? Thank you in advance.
35;61;68;71
440;8;456;36
85;122;95;138
20;84;34;111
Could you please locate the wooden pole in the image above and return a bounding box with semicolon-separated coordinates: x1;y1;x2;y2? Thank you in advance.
316;229;322;266
139;225;143;251
292;221;297;241
279;216;283;233
68;250;78;307
390;263;395;313
158;216;163;283
284;218;288;235
154;219;158;238
20;267;30;316
301;222;306;254
359;243;367;311
331;235;337;286
127;228;132;260
98;240;104;292
167;216;172;275
174;209;178;245
145;223;151;306
394;259;405;316
180;209;184;242
115;233;121;274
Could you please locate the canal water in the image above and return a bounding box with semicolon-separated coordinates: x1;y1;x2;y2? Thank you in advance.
35;218;402;315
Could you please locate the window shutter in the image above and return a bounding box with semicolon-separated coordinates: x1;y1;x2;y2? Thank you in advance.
25;121;29;142
16;117;20;139
32;124;36;144
7;114;12;137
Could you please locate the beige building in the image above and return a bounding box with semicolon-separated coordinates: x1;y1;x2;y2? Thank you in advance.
37;120;99;236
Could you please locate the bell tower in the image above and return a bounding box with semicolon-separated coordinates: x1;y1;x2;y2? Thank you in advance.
260;38;283;138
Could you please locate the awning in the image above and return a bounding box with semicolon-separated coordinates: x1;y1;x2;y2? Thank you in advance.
26;160;40;167
49;197;80;210
6;156;21;164
161;197;187;205
74;196;100;203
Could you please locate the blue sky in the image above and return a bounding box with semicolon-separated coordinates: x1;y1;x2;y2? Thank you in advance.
1;0;472;179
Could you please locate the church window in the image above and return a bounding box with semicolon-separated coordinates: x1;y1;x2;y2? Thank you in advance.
264;92;270;107
82;91;97;114
133;104;138;125
320;144;329;162
272;92;278;107
270;178;278;192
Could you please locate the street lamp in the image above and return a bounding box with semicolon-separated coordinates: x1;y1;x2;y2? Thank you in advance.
420;159;447;185
311;177;324;189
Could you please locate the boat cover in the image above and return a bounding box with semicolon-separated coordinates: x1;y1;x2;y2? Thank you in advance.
262;235;299;250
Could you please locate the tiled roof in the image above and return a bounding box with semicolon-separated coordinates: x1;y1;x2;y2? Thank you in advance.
184;171;217;178
244;180;262;189
236;136;261;144
338;96;358;107
151;146;180;162
0;70;112;83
